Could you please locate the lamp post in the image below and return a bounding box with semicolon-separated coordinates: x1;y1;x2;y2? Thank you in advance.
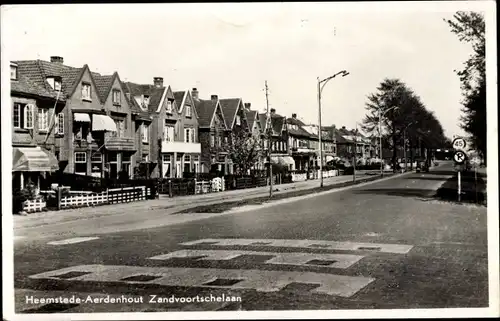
378;105;399;176
317;70;349;187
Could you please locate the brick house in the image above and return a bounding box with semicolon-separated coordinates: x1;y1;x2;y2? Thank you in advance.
10;60;63;190
245;105;265;171
258;108;294;171
14;56;119;178
122;77;177;178
192;91;231;174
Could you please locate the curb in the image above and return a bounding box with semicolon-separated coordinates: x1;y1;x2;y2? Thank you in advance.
178;171;412;214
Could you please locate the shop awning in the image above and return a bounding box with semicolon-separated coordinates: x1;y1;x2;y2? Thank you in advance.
74;113;91;122
326;155;334;162
271;156;296;168
92;114;117;132
12;147;59;172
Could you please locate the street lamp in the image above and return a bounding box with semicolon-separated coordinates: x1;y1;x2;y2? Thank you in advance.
378;105;399;176
317;70;350;187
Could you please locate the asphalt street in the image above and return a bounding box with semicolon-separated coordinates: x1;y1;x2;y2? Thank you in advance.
12;161;489;313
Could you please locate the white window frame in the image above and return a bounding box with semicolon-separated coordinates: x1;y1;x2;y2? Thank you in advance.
142;123;149;143
112;90;121;105
23;104;34;129
10;65;18;80
75;152;87;163
191;128;196;143
115;119;125;137
13;103;21;128
184;128;191;143
38;108;49;132
55;113;64;134
186;105;192;117
81;83;91;101
164;125;174;142
236;115;241;126
166;101;173;113
54;80;62;92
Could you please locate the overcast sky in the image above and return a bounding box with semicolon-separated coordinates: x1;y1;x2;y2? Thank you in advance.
1;2;492;139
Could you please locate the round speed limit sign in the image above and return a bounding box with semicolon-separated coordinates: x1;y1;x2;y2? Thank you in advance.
452;137;466;151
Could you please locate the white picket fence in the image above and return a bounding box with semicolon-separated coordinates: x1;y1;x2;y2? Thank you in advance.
194;177;226;194
292;173;308;182
316;170;339;178
59;191;109;208
23;198;46;213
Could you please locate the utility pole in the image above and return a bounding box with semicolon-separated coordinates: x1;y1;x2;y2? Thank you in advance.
265;80;273;198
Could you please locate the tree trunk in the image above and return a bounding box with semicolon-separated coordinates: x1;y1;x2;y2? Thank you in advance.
409;140;414;170
392;133;398;173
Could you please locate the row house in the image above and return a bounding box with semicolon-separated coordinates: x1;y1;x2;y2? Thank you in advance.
192;91;231;174
334;126;375;163
286;114;316;171
122;80;201;179
13;56;133;180
258;108;295;171
245;106;266;171
219;97;251;174
10;60;64;190
301;124;337;166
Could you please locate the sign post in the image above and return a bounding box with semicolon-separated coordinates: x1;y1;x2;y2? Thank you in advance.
453;149;467;202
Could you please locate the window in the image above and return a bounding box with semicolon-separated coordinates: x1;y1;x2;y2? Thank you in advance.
54;79;62;91
91;152;102;176
143;154;149;162
142;95;150;109
23;104;34;129
112;90;121;105
10;64;18;80
74;152;87;175
142;124;149;143
38;108;49;132
164;124;175;142
184;155;191;173
55;113;64;134
236;115;241;126
166;101;173;113
115;119;125;137
184;128;195;143
13;103;21;128
81;83;91;100
210;134;215;147
46;77;61;91
186;105;192;117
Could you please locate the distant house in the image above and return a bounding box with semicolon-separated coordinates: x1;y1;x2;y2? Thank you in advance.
192;90;231;174
245;105;265;171
258;108;294;171
334;126;375;162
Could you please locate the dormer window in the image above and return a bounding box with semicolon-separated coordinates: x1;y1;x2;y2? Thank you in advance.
142;95;150;109
10;63;18;80
166;100;173;113
235;115;241;126
47;77;62;91
112;89;121;105
186;105;192;118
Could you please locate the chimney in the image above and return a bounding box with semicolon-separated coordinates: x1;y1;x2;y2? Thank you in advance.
192;88;199;100
211;94;218;101
50;56;64;64
244;103;251;110
342;126;346;129
153;77;163;88
292;113;297;119
270;108;276;114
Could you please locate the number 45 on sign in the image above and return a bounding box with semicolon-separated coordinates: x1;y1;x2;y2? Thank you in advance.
453;137;466;151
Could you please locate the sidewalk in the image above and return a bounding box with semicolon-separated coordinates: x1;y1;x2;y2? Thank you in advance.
14;173;383;229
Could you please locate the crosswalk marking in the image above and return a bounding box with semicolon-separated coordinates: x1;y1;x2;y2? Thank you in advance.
29;264;375;298
47;237;99;245
181;238;414;254
148;250;365;269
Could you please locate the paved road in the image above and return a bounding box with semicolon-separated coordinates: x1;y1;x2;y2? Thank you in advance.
11;161;489;313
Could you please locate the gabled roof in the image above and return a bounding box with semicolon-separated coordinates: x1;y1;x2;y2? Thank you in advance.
173;91;185;112
93;74;115;102
122;81;165;113
193;98;226;128
246;110;258;130
122;81;149;117
219;98;242;129
286;117;312;138
258;113;268;131
11;72;66;101
270;113;286;135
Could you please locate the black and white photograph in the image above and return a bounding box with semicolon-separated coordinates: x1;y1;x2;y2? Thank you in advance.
1;1;498;320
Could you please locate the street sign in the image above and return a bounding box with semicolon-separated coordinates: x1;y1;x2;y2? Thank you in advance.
470;156;481;167
452;137;467;151
453;151;466;164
